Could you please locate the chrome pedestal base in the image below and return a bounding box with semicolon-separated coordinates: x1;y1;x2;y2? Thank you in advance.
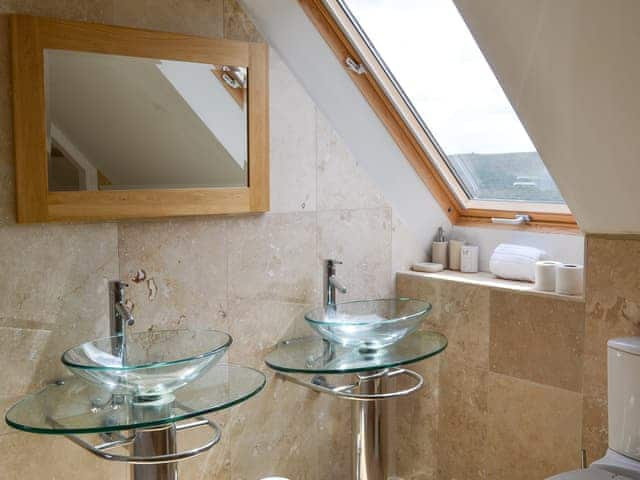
132;424;178;480
276;367;424;480
352;371;390;480
131;396;178;480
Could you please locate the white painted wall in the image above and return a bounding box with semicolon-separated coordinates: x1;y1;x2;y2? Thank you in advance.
452;226;584;272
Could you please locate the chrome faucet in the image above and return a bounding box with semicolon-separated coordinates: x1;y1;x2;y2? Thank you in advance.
324;259;347;309
109;281;135;357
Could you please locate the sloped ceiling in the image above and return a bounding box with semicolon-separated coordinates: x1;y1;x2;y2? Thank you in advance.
454;0;640;234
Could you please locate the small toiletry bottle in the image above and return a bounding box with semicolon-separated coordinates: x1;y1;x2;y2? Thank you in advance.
431;227;448;268
449;239;465;271
460;245;479;273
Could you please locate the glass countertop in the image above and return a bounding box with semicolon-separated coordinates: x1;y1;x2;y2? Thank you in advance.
264;330;447;374
5;364;265;435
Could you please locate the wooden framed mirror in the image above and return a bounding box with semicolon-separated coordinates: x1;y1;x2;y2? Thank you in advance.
10;15;269;223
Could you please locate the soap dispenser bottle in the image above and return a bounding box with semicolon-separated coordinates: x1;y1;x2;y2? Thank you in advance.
431;227;448;268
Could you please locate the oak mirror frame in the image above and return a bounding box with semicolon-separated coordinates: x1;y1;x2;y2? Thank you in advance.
10;15;269;223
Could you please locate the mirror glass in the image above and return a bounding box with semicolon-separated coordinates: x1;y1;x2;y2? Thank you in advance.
44;49;248;192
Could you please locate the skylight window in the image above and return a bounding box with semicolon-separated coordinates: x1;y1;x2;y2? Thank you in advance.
340;0;565;205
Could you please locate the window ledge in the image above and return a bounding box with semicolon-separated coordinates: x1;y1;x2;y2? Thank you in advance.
398;270;585;303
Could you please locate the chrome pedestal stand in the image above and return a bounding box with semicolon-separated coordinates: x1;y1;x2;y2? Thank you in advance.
265;332;447;480
278;367;424;480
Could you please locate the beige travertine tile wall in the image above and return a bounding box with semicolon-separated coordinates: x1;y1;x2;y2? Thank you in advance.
582;236;640;461
0;1;423;479
397;272;585;480
2;2;638;480
397;235;640;480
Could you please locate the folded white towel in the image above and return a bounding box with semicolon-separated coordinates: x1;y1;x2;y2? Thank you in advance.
489;243;549;282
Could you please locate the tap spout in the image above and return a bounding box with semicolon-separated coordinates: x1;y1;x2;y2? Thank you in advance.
115;302;135;326
325;259;348;308
329;275;348;294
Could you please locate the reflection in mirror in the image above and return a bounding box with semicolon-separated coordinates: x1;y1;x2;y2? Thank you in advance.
44;49;248;192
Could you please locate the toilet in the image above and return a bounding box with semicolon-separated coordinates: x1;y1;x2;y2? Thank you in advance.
549;338;640;479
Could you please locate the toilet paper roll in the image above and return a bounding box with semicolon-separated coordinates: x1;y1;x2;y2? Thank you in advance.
556;264;584;296
534;261;560;292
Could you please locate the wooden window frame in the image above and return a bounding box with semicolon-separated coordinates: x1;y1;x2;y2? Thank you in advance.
300;0;578;233
10;15;269;223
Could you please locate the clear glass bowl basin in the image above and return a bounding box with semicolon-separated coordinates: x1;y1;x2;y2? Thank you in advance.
62;330;232;397
305;299;432;351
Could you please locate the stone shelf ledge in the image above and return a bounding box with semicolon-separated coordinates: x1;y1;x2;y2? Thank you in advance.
398;270;585;303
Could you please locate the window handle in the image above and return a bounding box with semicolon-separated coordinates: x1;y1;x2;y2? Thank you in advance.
491;214;531;225
345;56;366;75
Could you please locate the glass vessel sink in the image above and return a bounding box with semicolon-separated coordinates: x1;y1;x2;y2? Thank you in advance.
305;299;432;351
62;330;232;397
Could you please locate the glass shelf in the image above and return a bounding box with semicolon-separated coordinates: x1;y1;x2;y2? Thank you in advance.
5;364;265;435
265;330;447;375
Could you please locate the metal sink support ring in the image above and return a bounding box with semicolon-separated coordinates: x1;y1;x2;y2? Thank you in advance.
63;417;221;464
276;367;424;401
